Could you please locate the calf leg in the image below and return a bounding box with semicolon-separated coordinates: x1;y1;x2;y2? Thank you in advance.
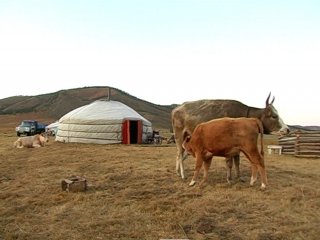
246;150;267;189
189;156;204;186
257;164;267;190
256;156;267;190
250;164;258;186
200;158;212;187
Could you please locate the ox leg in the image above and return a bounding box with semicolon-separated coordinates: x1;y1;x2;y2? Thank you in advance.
233;155;241;180
176;155;183;178
175;148;183;177
176;148;187;179
189;155;203;186
226;155;241;184
226;157;233;184
200;158;212;187
233;155;245;182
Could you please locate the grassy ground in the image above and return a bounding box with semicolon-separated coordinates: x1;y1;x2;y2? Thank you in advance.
0;126;319;240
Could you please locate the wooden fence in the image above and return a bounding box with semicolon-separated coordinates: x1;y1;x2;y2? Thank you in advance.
278;130;320;158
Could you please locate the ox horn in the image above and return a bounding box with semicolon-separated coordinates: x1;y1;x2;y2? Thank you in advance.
266;92;275;105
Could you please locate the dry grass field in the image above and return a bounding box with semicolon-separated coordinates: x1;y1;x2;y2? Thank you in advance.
1;125;320;240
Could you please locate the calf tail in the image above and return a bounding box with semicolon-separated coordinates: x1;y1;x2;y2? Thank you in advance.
256;119;264;156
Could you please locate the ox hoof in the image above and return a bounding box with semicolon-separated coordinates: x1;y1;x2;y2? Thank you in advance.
189;180;196;186
177;174;186;180
176;172;185;180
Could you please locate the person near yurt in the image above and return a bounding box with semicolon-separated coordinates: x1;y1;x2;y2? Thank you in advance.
55;100;153;144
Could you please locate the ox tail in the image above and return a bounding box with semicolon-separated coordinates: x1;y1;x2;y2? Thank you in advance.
256;119;264;157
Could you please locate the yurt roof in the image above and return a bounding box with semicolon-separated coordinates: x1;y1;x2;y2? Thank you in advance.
59;100;151;125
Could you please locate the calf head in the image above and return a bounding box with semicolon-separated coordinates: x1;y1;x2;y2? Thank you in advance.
182;130;193;155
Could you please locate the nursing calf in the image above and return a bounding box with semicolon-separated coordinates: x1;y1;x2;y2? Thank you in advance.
14;134;48;148
182;117;267;190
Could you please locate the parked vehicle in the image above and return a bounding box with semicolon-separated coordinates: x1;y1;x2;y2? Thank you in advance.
15;120;47;136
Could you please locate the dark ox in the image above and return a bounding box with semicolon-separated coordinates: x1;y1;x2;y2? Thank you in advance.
182;117;267;189
171;93;288;181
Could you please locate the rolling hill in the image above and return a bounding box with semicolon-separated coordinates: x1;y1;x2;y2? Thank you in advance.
1;86;318;132
0;86;177;130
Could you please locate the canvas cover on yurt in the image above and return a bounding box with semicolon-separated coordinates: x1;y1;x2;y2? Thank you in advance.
55;100;153;144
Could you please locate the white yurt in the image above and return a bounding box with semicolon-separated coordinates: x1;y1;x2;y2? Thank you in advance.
55;100;153;144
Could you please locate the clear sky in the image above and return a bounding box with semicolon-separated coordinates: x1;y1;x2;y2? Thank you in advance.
0;0;319;126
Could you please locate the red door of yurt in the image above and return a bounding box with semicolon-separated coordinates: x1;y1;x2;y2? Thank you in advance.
122;120;142;144
122;120;130;144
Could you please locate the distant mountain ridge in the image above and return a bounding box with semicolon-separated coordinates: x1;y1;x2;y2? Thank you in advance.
0;86;176;129
0;86;318;131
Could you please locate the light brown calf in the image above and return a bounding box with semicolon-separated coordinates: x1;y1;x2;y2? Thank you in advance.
182;117;267;190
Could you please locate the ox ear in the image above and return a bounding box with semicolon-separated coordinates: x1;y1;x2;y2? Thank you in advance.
266;92;275;106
